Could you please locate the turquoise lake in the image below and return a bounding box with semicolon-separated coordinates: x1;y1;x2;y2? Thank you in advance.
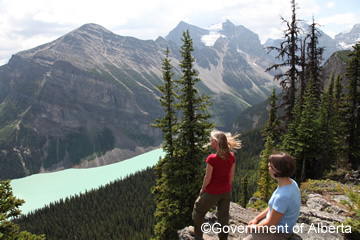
11;148;164;214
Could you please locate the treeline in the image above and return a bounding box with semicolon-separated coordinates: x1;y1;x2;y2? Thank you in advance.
16;167;156;239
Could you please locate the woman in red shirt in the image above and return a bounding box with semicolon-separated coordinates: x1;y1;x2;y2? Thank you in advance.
191;130;241;240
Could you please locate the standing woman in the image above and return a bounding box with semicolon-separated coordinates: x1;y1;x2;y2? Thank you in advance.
191;130;241;240
244;152;301;240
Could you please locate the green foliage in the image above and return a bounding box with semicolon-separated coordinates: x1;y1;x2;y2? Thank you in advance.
151;48;178;157
317;74;341;176
17;168;156;240
151;48;181;239
282;75;322;181
343;42;360;169
232;128;264;203
0;180;45;240
239;175;248;208
257;136;277;202
300;179;340;195
152;32;214;239
262;89;282;146
305;18;324;100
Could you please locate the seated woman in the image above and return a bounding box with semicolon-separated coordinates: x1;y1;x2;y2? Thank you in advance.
245;152;301;240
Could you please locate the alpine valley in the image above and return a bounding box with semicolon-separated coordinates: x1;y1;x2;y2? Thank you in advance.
0;20;358;179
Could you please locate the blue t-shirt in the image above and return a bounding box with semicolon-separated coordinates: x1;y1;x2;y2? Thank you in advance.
266;179;301;233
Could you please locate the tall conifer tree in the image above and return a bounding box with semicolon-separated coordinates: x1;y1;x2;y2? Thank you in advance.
257;136;276;202
262;88;282;147
151;48;179;239
318;74;339;175
333;74;350;167
295;74;321;181
305;17;324;100
239;175;249;208
152;31;213;239
343;43;360;169
173;29;214;228
152;48;178;157
282;92;302;177
266;0;301;125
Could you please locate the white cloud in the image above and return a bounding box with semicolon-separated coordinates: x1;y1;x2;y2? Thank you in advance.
318;12;357;26
327;1;335;8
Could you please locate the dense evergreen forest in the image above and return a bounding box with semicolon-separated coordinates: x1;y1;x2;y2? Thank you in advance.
16;168;156;239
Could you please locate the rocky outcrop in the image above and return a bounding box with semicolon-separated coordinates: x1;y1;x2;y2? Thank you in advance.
178;192;352;240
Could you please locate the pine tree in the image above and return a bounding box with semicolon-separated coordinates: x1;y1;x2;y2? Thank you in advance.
318;73;339;176
0;180;45;239
333;74;351;168
305;17;324;100
262;88;282;147
172;29;214;230
152;48;178;157
343;42;360;169
151;48;179;239
152;31;214;239
282;92;302;174
295;74;321;181
239;175;249;208
298;37;309;108
266;0;302;125
257;136;276;202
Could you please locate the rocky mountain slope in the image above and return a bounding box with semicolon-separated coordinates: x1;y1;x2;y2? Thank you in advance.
0;21;278;179
335;24;360;50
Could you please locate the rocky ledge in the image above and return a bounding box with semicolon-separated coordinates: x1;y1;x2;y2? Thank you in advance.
178;180;357;240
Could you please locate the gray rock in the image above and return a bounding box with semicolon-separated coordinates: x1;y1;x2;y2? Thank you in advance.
179;201;348;240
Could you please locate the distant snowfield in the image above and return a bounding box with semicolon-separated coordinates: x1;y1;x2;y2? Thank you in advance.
201;23;225;46
11;148;164;214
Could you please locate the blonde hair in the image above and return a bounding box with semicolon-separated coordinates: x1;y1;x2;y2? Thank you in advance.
209;129;241;160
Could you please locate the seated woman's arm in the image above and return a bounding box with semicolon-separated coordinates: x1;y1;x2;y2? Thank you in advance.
255;208;283;227
248;207;269;225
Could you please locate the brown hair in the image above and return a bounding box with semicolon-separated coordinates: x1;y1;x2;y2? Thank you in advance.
210;130;241;160
268;152;295;178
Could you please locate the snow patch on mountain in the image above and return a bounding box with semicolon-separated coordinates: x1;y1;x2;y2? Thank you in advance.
201;23;226;47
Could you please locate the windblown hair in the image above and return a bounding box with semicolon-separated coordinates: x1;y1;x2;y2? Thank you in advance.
210;130;242;160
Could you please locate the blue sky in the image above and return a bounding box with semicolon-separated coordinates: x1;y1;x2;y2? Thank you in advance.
0;0;359;65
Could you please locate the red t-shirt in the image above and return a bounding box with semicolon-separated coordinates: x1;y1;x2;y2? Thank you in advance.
205;152;235;195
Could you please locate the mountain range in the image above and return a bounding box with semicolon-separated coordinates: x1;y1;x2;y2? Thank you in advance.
0;20;358;179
